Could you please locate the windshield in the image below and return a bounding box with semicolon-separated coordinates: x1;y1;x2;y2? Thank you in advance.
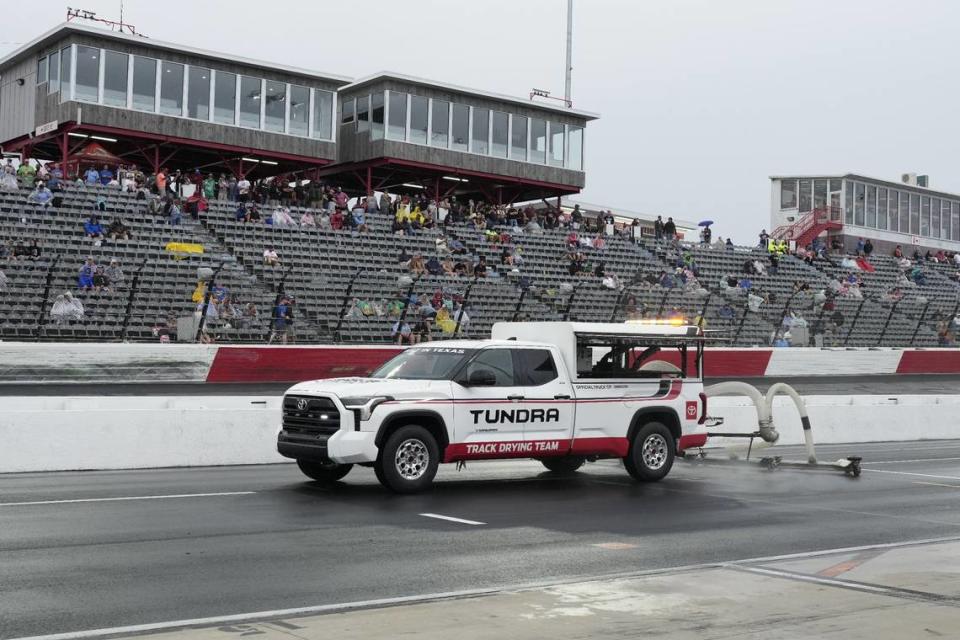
371;347;475;380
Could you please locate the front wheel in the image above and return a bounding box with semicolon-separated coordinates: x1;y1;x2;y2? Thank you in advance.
624;422;675;482
539;456;586;474
297;459;353;483
376;425;440;493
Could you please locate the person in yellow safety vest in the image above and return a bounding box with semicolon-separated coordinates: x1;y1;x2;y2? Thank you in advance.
767;238;778;253
777;240;789;255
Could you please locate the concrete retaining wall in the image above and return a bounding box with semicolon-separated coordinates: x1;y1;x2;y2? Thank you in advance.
2;342;960;385
1;394;956;473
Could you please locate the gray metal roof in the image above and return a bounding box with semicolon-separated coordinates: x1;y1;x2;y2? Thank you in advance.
340;71;599;120
0;22;353;84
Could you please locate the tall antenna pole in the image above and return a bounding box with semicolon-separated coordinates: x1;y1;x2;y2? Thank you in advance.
564;0;573;107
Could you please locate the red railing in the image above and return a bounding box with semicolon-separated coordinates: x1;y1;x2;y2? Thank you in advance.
772;207;842;241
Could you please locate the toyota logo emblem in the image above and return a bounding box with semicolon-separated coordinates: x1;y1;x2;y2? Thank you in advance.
296;399;308;411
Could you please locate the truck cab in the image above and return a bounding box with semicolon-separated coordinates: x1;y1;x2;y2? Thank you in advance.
277;321;707;493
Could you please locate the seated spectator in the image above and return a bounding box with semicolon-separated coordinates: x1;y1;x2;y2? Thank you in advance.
747;291;764;312
738;277;753;291
26;182;54;208
425;256;443;276
104;259;125;287
83;215;104;239
106;218;132;240
449;236;467;254
474;256;488;278
330;209;345;230
240;303;259;329
271;207;296;228
601;273;621;290
263;247;280;266
299;210;316;227
392;320;414;345
453;261;467;276
441;257;456;276
752;259;766;275
77;258;96;291
435;236;450;256
718;303;735;319
409;253;426;275
93;265;111;292
594;261;606;278
50;291;85;324
592;234;606;251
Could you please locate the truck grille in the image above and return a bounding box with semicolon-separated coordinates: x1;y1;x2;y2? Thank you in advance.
282;395;341;438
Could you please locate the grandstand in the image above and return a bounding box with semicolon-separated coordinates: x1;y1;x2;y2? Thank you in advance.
0;23;957;348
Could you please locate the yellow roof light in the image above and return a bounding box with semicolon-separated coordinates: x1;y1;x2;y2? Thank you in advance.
625;318;687;327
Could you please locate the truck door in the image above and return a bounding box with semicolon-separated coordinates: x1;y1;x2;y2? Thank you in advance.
450;347;542;460
514;348;575;454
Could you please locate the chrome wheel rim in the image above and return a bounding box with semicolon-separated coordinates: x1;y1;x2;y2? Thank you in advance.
395;438;429;480
641;433;668;470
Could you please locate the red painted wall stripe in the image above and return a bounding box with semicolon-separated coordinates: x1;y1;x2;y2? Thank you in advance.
896;350;960;374
206;346;401;383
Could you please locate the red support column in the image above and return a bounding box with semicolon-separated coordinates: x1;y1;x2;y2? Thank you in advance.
366;166;372;196
60;132;69;174
434;177;441;204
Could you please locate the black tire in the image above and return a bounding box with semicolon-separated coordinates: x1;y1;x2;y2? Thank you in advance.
376;425;440;494
297;459;352;483
539;456;586;474
624;422;675;482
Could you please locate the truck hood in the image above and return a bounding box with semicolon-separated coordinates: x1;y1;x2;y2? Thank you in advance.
285;377;452;401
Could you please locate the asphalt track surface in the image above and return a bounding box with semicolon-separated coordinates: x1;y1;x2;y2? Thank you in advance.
2;374;959;396
3;440;960;639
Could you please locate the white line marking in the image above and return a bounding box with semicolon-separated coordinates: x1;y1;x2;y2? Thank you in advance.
0;491;256;507
726;565;892;593
10;534;960;640
419;512;486;526
914;481;960;489
864;457;960;465
861;469;960;482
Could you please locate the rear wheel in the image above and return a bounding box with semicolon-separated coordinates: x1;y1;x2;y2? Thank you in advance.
296;459;353;483
624;422;675;482
539;456;586;475
376;425;440;493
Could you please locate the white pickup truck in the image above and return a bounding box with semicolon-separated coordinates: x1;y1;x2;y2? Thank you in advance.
277;321;708;493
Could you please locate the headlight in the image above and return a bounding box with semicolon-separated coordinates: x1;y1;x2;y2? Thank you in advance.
340;396;392;421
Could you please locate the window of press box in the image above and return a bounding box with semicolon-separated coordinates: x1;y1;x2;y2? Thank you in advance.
74;46;100;103
264;80;286;133
37;56;48;85
48;50;60;94
387;92;407;140
431;100;449;147
780;179;797;209
188;66;211;120
214;71;237;125
239;76;262;128
312;89;333;140
371;92;385;140
288;85;309;137
491;111;508;158
159;61;184;116
451;103;469;152
356;94;370;133
132;56;157;112
59;47;71;98
341;97;355;125
103;51;129;108
471;107;489;155
410;95;429;144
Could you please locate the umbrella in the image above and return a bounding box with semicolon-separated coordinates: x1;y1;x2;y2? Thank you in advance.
698;220;714;227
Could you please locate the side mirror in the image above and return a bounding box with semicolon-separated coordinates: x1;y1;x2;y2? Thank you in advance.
464;369;497;387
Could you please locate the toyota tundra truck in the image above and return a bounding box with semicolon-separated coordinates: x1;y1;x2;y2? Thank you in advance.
277;321;708;493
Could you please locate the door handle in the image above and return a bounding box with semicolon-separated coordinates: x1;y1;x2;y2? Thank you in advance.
507;394;525;400
553;394;571;400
